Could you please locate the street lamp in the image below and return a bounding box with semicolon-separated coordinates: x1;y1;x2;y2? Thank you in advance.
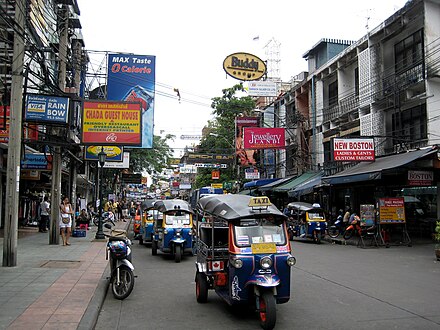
95;149;107;239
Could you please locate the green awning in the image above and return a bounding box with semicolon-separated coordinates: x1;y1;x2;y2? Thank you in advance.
272;172;320;192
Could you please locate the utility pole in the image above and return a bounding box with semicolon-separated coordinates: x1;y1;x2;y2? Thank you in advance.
3;0;25;267
49;5;68;244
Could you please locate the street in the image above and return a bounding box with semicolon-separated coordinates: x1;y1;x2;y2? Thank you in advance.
95;238;440;330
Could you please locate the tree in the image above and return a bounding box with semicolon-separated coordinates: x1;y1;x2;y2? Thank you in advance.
193;83;256;189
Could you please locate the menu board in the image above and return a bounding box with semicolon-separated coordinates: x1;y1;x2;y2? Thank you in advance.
378;198;406;224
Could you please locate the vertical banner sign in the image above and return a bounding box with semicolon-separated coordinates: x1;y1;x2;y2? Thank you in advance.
235;117;259;167
378;197;406;224
212;169;220;180
107;54;156;148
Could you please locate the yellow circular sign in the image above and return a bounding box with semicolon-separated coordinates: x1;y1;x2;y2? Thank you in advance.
223;52;267;81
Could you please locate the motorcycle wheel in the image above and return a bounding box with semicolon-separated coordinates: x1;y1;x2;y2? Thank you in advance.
327;226;339;238
259;291;276;330
174;245;182;263
111;265;135;300
152;240;158;255
195;272;208;303
343;227;353;240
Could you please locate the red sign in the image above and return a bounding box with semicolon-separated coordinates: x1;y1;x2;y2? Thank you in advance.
235;116;260;166
211;169;220;180
333;138;375;161
243;128;285;149
408;170;433;186
0;106;38;143
81;101;142;145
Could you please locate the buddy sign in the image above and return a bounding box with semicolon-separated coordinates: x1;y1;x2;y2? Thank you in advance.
81;101;142;146
223;52;266;81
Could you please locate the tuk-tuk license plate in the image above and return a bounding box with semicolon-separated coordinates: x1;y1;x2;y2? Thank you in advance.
251;243;277;254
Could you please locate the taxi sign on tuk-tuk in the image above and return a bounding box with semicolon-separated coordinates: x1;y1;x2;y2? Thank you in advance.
248;196;271;208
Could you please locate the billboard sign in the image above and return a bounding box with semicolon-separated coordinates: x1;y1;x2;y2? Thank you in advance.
245;168;260;179
247;81;277;97
235;116;260;167
243;127;285;149
107;54;155;148
84;146;124;162
81;100;142;146
103;152;130;169
223;52;266;81
186;153;234;164
408;170;433;186
1;106;38;143
24;94;69;123
378;197;406;224
333;138;375;162
21;153;52;170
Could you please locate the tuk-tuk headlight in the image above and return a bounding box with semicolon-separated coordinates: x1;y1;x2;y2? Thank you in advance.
163;229;168;234
230;258;243;269
260;256;273;269
287;256;296;267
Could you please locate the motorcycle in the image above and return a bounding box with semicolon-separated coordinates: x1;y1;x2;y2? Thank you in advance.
104;221;135;300
327;214;347;238
93;211;115;226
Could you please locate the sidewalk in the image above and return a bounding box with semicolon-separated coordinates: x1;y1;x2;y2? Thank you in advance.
0;220;130;330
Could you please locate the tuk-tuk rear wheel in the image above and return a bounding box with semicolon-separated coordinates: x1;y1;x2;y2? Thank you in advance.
195;272;208;303
259;291;276;330
152;240;158;255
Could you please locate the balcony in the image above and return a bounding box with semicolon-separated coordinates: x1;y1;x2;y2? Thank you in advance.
382;63;424;97
322;93;359;123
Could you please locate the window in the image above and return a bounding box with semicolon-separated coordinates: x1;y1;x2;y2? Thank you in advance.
392;104;427;144
328;81;338;107
234;218;286;246
395;29;424;73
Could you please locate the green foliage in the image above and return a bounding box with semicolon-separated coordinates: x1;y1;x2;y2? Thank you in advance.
129;134;175;173
435;220;440;242
192;83;256;189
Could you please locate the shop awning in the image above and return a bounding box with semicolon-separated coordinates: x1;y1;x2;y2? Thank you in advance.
259;176;295;192
288;173;323;198
272;172;320;192
322;147;438;185
243;178;279;189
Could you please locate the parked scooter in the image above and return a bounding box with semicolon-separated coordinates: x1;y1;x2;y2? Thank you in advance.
104;221;135;300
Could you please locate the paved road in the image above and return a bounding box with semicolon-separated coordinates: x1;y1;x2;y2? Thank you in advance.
95;238;440;330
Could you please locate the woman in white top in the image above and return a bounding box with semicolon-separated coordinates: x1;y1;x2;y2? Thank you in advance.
60;196;74;246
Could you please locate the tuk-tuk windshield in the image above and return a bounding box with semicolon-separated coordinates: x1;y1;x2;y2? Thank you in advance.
234;218;286;246
165;213;191;226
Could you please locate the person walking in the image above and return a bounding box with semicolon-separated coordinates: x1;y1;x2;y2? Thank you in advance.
39;196;50;233
60;196;74;246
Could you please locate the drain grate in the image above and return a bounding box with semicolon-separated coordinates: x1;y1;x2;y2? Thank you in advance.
40;260;82;269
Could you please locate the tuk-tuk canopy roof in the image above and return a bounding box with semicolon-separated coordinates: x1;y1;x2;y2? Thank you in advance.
287;201;321;212
197;194;286;221
141;199;158;210
154;199;194;214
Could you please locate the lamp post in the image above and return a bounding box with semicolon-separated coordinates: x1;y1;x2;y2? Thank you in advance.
95;149;107;239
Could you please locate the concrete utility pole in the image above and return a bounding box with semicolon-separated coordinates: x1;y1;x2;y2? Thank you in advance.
3;0;25;267
49;5;68;244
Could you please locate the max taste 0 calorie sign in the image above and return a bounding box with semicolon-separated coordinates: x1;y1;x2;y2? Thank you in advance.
81;101;142;146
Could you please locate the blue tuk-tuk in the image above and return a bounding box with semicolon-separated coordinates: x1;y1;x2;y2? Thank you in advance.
151;199;194;263
139;199;159;245
287;202;327;244
195;195;296;330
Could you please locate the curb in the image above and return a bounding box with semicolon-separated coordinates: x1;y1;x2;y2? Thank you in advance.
78;218;132;329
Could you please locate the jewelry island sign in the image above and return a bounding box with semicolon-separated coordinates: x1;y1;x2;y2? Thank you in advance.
333;138;375;162
81;100;142;146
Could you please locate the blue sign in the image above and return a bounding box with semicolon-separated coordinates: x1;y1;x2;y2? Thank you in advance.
107;54;156;148
21;153;52;170
25;94;69;123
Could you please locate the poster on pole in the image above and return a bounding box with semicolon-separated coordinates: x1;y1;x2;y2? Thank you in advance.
378;197;406;224
360;204;375;226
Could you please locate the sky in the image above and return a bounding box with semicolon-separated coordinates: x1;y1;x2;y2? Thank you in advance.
78;0;408;157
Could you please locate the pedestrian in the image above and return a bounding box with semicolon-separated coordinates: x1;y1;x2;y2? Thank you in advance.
39;196;50;233
60;196;74;246
121;198;128;220
343;207;351;224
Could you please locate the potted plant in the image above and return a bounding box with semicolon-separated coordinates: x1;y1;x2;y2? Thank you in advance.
435;220;440;261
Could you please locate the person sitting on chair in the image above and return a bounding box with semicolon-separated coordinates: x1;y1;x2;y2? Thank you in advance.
76;209;90;229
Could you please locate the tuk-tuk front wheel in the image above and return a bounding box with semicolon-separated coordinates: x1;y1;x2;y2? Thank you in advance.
195;272;208;303
314;231;322;244
259;291;276;330
174;245;182;263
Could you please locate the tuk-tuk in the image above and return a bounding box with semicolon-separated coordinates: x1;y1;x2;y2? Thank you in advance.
151;199;194;263
195;195;296;330
139;199;158;245
287;202;327;244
